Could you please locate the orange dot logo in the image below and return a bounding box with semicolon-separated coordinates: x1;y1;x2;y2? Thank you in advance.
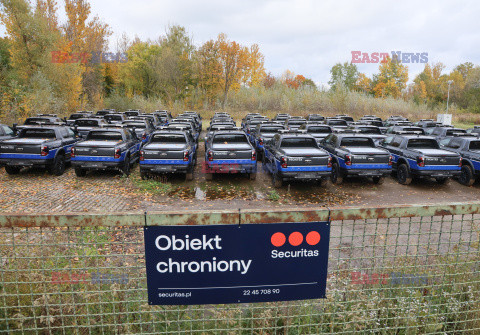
271;232;286;247
306;231;321;245
288;232;303;246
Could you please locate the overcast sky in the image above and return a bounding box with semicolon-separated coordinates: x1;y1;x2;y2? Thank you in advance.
2;0;479;86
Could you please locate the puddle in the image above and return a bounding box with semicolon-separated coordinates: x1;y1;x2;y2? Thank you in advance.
194;186;255;201
167;186;196;199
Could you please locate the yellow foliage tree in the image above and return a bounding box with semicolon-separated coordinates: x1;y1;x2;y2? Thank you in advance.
355;73;372;94
217;34;250;107
372;57;408;98
246;44;266;87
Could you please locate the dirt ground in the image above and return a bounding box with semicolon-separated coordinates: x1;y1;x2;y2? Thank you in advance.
1;137;480;214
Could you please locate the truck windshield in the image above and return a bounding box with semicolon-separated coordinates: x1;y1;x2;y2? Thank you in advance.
469;141;480;150
446;129;466;135
328;120;347;126
75;120;99;127
125;111;139;117
20;129;56;138
280;138;317;148
24;118;51;125
260;126;283;133
151;135;186;143
402;128;424;134
86;131;123;141
105;115;123;121
407;139;439;149
124;123;146;129
340;137;374;147
212;134;248;144
307;126;331;134
69;114;86;120
357;127;381;134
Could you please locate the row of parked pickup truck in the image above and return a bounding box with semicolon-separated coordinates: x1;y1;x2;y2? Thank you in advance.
1;111;480;187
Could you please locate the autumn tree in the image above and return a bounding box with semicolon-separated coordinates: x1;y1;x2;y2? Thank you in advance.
216;34;250;107
412;63;446;105
263;72;276;89
355;73;372;94
196;39;223;105
62;0;111;106
371;57;408;98
245;44;266;87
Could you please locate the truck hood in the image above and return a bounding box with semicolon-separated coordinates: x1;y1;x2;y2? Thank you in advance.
76;140;122;147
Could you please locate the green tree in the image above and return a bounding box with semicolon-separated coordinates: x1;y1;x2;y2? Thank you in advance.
328;62;359;91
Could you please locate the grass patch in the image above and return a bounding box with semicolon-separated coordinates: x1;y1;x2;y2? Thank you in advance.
132;178;173;194
267;190;280;201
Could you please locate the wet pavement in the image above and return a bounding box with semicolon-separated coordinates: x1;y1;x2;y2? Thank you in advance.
1;135;480;213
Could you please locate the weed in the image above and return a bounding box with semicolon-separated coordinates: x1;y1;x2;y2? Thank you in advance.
267;190;280;201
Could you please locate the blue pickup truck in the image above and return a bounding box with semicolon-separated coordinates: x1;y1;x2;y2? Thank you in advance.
204;130;257;180
263;132;332;187
441;136;480;186
0;126;78;175
380;134;462;184
139;129;197;180
71;128;141;176
319;133;392;184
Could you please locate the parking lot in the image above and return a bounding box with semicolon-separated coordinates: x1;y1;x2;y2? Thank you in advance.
1;140;480;214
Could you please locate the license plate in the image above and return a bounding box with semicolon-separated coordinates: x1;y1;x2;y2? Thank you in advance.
154;166;172;171
86;163;101;168
298;173;316;179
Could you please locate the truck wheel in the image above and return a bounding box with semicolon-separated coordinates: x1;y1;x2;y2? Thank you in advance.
435;177;449;185
331;163;344;185
5;166;21;175
397;164;412;185
75;167;87;177
51;154;66;176
205;173;213;181
249;172;257;180
273;173;283;188
459;165;475;186
372;176;384;185
122;155;131;176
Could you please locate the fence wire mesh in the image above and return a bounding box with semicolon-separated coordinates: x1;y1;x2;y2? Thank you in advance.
0;208;479;334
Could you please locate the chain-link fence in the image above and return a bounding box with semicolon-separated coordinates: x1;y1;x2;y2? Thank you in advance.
0;204;479;334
